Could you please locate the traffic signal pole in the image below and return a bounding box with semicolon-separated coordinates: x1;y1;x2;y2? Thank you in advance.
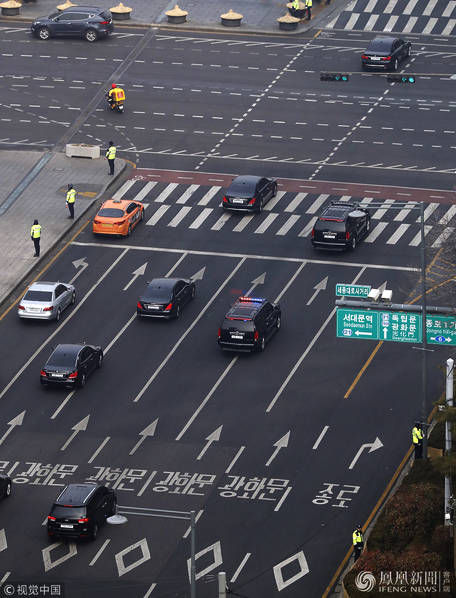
420;202;428;459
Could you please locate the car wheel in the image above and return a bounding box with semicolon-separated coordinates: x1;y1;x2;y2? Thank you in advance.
109;500;117;517
406;46;411;58
79;372;86;388
273;183;278;197
140;209;144;221
38;27;50;40
126;225;132;238
55;308;61;322
350;236;357;250
392;58;399;71
5;482;11;498
258;199;264;213
91;523;98;541
96;353;103;369
258;336;266;352
366;218;371;233
276;316;281;330
175;304;181;319
85;29;98;42
71;291;76;305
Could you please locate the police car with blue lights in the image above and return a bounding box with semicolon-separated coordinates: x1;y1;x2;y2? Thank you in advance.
218;296;281;353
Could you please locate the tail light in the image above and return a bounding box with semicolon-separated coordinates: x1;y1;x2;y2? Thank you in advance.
100;20;109;24
68;371;78;379
346;231;351;240
361;54;368;60
78;518;89;523
382;56;391;61
165;303;173;311
248;197;256;205
47;516;56;521
40;370;46;377
311;228;315;238
223;196;228;203
94;219;101;224
43;306;53;312
137;302;142;309
218;328;221;339
18;305;25;310
254;331;259;341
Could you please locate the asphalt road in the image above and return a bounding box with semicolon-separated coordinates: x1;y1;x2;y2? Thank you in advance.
0;20;454;598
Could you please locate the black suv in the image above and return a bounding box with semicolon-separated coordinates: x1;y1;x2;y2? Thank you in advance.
218;296;281;352
311;202;370;251
47;483;116;541
40;343;103;388
0;474;11;500
31;6;114;42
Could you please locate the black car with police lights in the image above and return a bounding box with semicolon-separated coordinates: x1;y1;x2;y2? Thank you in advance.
40;343;103;388
47;483;116;541
218;296;281;352
311;202;370;251
361;36;411;71
223;175;277;212
137;278;195;319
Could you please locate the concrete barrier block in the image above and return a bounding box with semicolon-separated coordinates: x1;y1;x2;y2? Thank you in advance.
65;144;101;159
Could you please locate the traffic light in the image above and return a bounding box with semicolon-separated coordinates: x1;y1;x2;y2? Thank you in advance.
387;74;416;83
320;72;350;82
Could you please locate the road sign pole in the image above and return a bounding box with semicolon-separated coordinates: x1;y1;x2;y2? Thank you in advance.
420;201;428;459
445;358;454;525
190;510;196;598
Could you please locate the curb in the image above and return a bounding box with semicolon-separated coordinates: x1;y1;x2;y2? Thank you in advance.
0;158;130;310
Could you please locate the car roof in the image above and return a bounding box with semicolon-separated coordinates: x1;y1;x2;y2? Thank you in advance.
52;344;84;356
147;278;177;289
63;6;104;12
55;483;98;506
319;202;362;219
100;199;131;209
28;281;60;292
226;296;266;320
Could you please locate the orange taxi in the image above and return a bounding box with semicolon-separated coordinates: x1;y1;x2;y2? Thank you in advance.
92;198;144;237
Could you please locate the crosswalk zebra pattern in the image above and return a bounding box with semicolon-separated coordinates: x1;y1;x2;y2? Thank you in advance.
114;179;456;248
326;0;456;35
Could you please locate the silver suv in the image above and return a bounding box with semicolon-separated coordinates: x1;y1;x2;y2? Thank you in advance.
18;281;76;321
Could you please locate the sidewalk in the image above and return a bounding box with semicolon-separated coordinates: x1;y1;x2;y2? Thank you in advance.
0;149;127;306
1;0;343;35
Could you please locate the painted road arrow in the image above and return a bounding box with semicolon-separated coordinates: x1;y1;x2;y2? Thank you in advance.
349;437;383;470
190;267;206;282
69;257;88;285
0;410;25;446
197;425;223;461
245;272;266;296
306;276;328;306
60;415;90;451
266;431;290;466
123;263;148;291
129;419;158;455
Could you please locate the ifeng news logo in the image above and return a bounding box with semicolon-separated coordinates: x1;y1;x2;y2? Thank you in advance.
354;570;453;593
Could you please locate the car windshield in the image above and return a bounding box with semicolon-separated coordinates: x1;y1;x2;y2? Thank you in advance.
367;39;392;52
144;286;172;300
98;208;124;218
47;350;77;368
51;506;86;519
48;11;59;19
24;290;53;302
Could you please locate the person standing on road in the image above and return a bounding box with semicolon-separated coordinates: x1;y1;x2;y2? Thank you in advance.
291;0;299;9
106;141;116;176
30;219;41;257
66;184;76;219
305;0;312;20
412;422;424;459
352;525;364;562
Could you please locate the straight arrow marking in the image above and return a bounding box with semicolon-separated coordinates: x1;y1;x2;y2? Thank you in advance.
266;431;290;466
306;276;328;306
197;425;222;460
68;258;88;285
60;415;90;451
0;410;25;446
123;263;148;291
245;272;266;297
129;419;158;456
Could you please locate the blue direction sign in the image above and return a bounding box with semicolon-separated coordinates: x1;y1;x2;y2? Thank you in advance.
335;283;371;298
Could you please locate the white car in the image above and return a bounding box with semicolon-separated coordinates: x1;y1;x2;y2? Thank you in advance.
18;281;75;321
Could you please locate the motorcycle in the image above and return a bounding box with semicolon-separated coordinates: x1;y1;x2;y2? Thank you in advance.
106;92;124;113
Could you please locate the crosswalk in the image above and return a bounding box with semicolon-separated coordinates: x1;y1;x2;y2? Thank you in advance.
326;0;456;35
114;179;456;248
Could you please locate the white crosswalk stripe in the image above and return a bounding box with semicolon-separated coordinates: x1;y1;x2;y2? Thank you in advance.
386;224;410;244
198;186;221;206
146;205;170;225
176;184;199;204
189;207;213;229
394;202;416;222
133;181;157;202
264;191;286;211
442;2;456;17
276;215;301;236
372;200;395;220
155;183;178;203
418;203;438;223
211;213;231;231
409;225;432;246
432;227;454;248
298;217;318;238
233;215;254;232
112;179;135;200
168;206;192;227
439;205;456;225
285;193;308;213
306;194;330;214
254;213;279;234
365;222;388;243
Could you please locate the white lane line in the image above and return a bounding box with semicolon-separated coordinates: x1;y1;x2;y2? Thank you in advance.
211;212;231;230
386;224;410;245
312;426;329;450
276;215;301;236
168;206;192;227
306;194;329;214
230;553;252;583
0;572;11;584
2;249;129;402
182;510;204;538
154;183;178;203
113;179;135;200
176;184;199;204
432;227;454;248
137;471;157;497
298;217;317;237
365;222;388;243
143;583;157;597
133;181;157;202
233;215;254;232
418;203;438;223
146;205;170;225
88;437;110;464
285;192;307;213
51;391;75;420
189;208;213;229
274;486;292;512
254;213;278;234
409;224;432;246
89;539;111;566
264;191;286;211
266;267;366;413
135;259;246;405
198;186;220;206
225;446;245;474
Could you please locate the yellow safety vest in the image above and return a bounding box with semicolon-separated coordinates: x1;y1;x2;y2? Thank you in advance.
412;426;423;444
66;189;76;203
306;0;312;6
106;146;116;160
31;224;41;238
292;0;299;8
353;530;363;545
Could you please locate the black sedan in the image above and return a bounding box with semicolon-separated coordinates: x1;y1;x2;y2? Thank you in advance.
40;344;103;388
0;474;11;499
223;175;277;212
361;36;411;71
137;278;195;319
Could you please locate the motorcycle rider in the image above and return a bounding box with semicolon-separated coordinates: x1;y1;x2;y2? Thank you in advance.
107;83;125;109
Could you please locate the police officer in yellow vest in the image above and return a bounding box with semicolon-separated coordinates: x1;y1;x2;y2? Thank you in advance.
106;141;116;176
352;525;364;562
305;0;312;20
31;219;41;257
412;422;424;459
291;0;299;10
66;184;76;219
